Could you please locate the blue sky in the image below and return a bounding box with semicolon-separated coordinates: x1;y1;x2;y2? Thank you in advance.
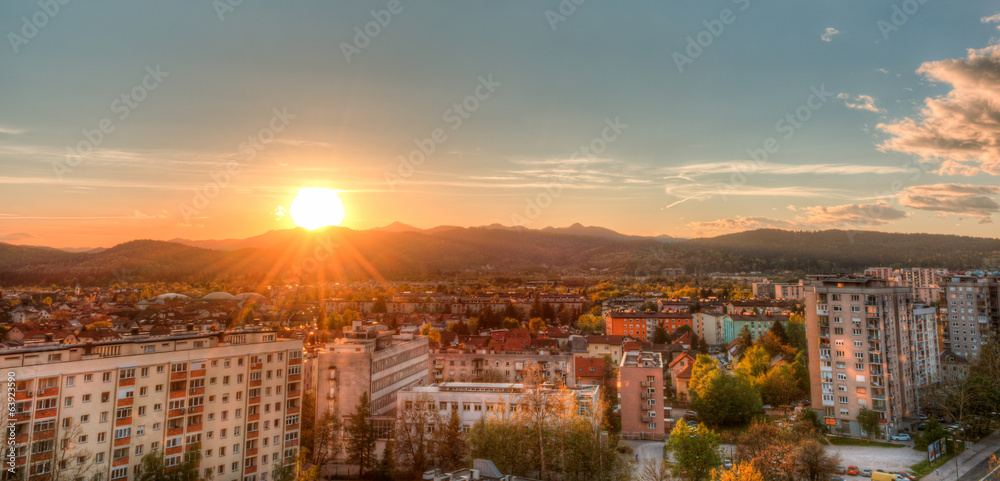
1;1;999;247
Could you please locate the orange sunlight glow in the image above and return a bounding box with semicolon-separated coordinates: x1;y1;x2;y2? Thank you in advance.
289;188;345;230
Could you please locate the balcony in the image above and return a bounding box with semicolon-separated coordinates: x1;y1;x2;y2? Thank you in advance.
250;362;263;371
244;465;257;475
36;387;58;398
113;437;130;447
288;374;302;382
168;408;185;418
170;371;187;381
250;380;262;388
247;430;259;439
249;397;261;405
118;378;135;387
165;446;182;456
190;369;207;377
115;417;131;427
246;449;258;457
112;456;129;467
167;427;184;437
188;387;205;396
288;390;301;399
186;423;202;433
169;390;186;400
34;408;56;419
290;357;302;366
116;398;133;407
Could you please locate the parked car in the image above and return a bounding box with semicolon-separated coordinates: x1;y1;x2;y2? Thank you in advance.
861;468;873;476
916;423;926;431
891;433;912;441
835;465;846;474
684;410;699;420
894;473;916;480
847;466;859;476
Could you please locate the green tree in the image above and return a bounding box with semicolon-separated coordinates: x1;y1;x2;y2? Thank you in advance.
420;323;442;343
857;408;881;441
651;325;669;344
735;344;771;382
345;392;377;476
691;370;762;427
576;313;604;335
786;314;807;353
738;325;754;352
915;419;946;451
664;422;722;480
768;320;789;346
135;446;203;481
688;355;719;397
436;408;467;471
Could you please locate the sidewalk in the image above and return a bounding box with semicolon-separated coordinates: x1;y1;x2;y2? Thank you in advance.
921;430;1000;481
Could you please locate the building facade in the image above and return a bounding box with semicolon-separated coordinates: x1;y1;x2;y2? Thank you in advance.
428;351;574;387
618;351;667;440
1;329;303;481
806;277;921;438
314;324;429;419
940;275;999;361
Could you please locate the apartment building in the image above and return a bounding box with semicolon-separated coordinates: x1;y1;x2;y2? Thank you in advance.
313;323;429;419
721;314;789;345
910;306;940;391
940;275;999;360
603;311;693;342
618;351;667;440
751;281;806;301
395;382;600;431
692;313;727;346
0;329;303;481
806;276;921;438
428;351;574;387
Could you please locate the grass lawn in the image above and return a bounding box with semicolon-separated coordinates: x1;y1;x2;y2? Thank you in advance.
909;453;955;478
825;436;905;448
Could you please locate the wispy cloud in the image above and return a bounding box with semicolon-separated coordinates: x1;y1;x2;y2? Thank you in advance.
982;12;1000;29
837;93;883;112
898;183;1000;223
662;162;903;176
821;27;840;42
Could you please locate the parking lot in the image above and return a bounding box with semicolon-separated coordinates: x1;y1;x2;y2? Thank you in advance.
829;443;924;475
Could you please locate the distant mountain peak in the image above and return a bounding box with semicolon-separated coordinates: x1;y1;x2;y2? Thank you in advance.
371;222;422;233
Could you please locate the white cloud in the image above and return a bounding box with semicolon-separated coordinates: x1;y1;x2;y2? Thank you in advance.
878;43;1000;175
982;13;1000;29
876;68;889;74
821;27;840;42
837;93;883;113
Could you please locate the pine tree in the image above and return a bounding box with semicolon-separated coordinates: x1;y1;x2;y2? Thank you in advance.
345;392;377;476
436;408;467;471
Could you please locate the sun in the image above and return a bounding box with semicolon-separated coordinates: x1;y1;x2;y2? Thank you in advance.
290;188;345;230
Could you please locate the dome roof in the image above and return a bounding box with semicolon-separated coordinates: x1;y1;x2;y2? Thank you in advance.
155;293;190;300
202;291;235;300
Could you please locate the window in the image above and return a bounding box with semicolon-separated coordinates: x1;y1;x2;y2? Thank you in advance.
111;467;127;480
64;397;73;407
66;376;75;387
80;414;90;423
102;372;112;383
97;432;106;443
119;369;135;380
140;367;149;377
139;387;148;396
84;374;93;382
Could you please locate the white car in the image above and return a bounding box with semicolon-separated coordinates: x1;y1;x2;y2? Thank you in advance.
890;433;911;441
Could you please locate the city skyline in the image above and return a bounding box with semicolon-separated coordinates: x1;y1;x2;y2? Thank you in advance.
3;2;1000;248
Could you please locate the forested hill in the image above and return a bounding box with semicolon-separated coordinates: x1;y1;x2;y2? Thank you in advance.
1;228;998;285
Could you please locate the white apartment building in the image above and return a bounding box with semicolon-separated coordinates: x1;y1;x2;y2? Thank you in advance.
313;323;429;419
806;276;931;438
395;382;600;431
0;329;304;481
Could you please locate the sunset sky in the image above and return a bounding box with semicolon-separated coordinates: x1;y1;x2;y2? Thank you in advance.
2;1;1000;248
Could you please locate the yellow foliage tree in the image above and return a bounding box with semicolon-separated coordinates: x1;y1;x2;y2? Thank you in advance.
712;461;764;481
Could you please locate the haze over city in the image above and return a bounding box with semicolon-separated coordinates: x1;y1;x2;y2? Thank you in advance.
2;2;1000;248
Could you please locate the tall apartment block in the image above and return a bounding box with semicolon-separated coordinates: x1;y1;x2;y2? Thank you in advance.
0;329;304;481
805;276;929;438
618;351;666;440
313;323;429;420
940;275;999;360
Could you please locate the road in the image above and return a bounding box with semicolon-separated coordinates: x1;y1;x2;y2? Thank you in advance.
960;443;1000;481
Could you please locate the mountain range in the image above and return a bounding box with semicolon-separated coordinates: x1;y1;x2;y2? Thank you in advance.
1;225;998;286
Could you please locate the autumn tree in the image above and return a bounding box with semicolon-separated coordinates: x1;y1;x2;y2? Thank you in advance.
789;439;840;481
576;313;604;335
711;461;763;481
395;394;439;476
